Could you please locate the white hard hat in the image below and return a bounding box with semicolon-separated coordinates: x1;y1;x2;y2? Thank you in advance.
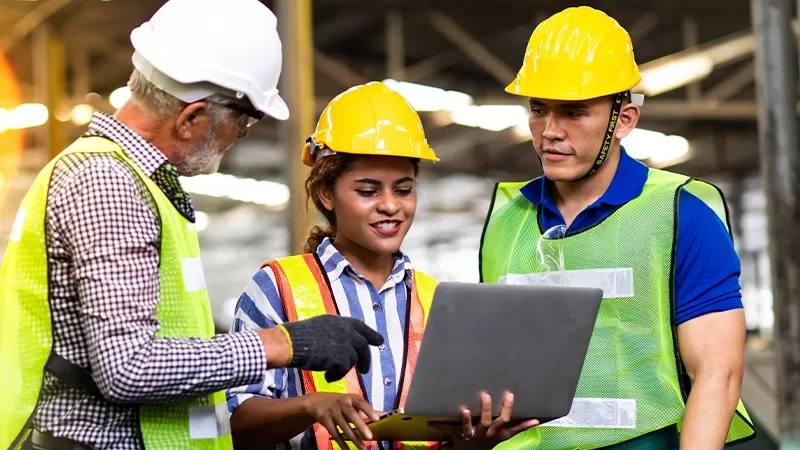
130;0;289;121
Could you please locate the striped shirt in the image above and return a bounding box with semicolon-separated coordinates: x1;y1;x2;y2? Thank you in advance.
227;237;415;450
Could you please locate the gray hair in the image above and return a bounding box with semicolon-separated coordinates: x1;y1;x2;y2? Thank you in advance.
127;69;232;130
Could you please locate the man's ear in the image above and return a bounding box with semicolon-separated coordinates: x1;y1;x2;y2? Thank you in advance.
318;187;335;212
175;102;209;140
614;103;640;139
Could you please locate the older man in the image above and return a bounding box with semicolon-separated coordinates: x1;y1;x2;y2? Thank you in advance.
0;1;383;449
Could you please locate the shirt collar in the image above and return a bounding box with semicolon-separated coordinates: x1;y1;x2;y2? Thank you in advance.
84;111;171;177
315;237;413;288
520;147;649;207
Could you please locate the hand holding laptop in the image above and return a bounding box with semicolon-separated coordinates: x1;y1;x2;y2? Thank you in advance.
306;392;382;450
429;391;539;449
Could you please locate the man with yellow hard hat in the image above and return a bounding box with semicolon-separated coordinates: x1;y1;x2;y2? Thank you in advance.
480;6;755;449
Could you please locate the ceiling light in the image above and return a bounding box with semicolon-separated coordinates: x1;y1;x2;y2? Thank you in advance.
5;103;49;129
180;173;290;208
621;128;690;165
54;105;72;122
637;55;714;97
383;79;473;111
450;104;528;132
70;104;94;125
0;109;9;133
109;86;131;109
648;135;690;164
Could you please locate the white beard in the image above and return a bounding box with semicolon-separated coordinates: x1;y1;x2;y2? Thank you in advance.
177;129;226;176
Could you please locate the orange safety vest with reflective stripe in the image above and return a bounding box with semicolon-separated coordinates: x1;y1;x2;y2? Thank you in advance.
261;254;440;450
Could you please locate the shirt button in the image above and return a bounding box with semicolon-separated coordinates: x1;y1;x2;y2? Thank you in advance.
373;303;381;312
384;378;392;386
379;344;386;351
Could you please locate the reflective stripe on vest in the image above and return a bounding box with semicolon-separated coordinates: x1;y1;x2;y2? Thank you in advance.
263;254;439;450
479;168;755;449
0;136;232;450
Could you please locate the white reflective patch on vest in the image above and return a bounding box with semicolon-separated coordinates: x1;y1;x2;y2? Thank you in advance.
9;208;26;243
499;268;634;299
181;257;207;293
186;223;196;233
538;398;636;429
189;403;231;439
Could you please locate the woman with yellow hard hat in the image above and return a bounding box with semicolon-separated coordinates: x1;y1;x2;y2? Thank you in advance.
225;81;537;450
482;6;754;450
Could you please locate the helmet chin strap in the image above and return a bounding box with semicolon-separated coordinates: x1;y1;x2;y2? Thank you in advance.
571;90;629;182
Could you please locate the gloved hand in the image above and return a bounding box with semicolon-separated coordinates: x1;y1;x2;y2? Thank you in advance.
280;315;385;382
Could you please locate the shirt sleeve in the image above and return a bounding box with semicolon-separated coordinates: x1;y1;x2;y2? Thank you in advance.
54;156;267;403
674;188;744;326
226;266;293;413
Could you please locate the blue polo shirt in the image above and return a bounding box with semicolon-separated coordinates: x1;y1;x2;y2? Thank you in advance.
519;148;743;326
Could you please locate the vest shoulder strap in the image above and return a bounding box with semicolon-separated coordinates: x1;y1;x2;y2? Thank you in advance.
22;137;129;399
411;269;437;326
262;254;336;321
489;181;530;216
644;167;690;186
646;168;731;235
681;178;731;234
64;136;121;154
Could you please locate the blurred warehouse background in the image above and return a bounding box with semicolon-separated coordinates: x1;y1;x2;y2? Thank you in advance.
0;0;796;447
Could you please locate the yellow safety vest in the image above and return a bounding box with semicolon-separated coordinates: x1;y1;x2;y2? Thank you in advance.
480;169;755;449
262;254;440;450
0;136;232;450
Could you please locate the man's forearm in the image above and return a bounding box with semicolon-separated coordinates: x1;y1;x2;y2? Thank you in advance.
89;329;267;403
680;373;740;449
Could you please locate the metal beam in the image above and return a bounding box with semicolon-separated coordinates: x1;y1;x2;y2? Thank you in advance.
279;0;316;254
0;0;74;53
636;19;799;94
314;50;367;88
77;39;131;67
627;12;660;41
705;60;755;101
386;10;405;80
315;14;372;43
682;16;702;100
751;0;800;447
403;52;461;82
308;96;784;120
427;12;516;84
403;19;536;83
33;25;67;158
71;43;90;98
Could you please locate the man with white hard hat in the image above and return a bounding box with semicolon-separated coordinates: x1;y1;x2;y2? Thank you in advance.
0;1;385;449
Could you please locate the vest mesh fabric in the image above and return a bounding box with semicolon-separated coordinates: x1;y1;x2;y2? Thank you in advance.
0;137;232;450
480;168;755;449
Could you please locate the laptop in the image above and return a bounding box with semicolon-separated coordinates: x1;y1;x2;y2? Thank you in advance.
346;281;603;442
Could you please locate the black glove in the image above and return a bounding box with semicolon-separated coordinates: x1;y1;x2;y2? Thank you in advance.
281;314;385;382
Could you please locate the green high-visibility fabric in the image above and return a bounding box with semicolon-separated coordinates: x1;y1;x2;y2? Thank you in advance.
479;168;755;449
0;136;232;450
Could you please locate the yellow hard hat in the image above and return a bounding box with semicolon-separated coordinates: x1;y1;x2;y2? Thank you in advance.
302;81;439;167
505;6;641;101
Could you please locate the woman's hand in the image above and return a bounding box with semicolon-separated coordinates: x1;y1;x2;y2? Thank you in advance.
431;392;539;450
305;392;382;450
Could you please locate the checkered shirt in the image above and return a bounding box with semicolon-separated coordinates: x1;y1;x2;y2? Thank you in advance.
33;111;266;449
